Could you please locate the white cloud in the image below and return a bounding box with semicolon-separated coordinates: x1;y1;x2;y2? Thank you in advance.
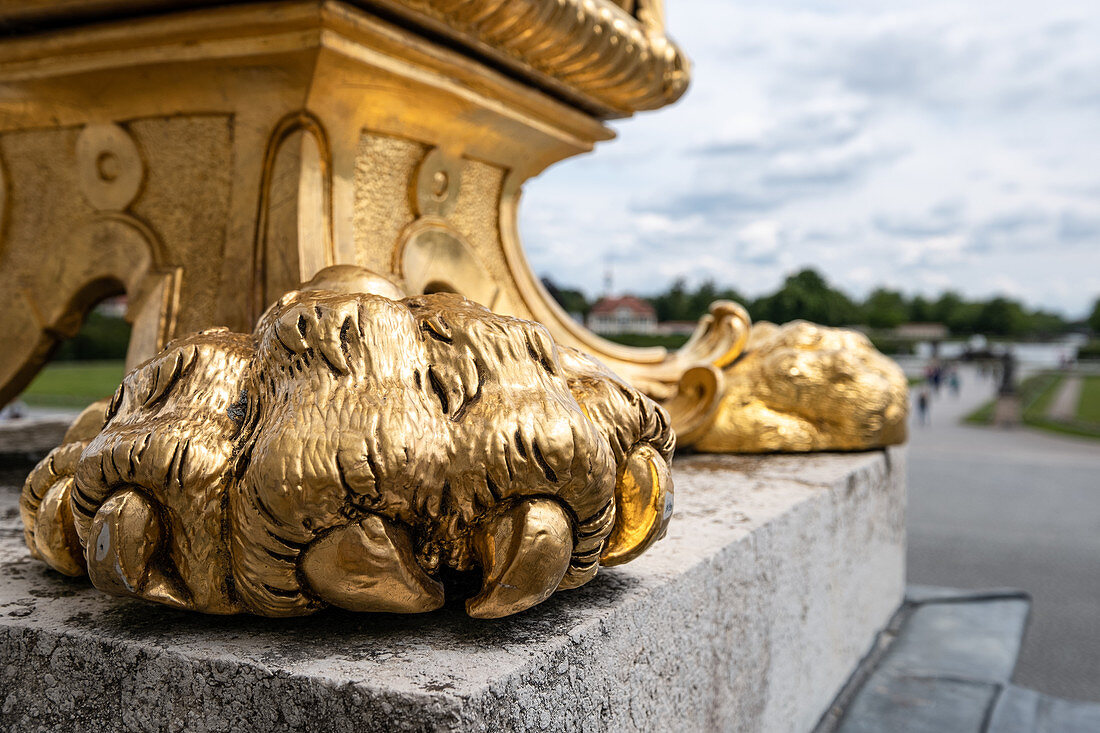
737;220;781;259
899;235;968;267
520;0;1100;317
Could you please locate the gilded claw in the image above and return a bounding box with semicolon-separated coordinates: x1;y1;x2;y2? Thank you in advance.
87;488;161;596
301;515;445;613
32;478;85;577
466;498;573;619
86;487;187;609
599;444;673;567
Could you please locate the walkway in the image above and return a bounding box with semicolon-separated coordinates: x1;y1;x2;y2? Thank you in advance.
906;367;1100;702
1047;376;1083;422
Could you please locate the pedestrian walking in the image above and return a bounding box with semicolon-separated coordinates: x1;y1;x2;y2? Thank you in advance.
917;387;930;426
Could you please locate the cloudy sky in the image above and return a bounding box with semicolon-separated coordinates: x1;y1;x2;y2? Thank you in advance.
519;0;1100;317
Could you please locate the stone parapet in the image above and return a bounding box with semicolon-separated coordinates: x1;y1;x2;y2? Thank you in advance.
0;449;905;732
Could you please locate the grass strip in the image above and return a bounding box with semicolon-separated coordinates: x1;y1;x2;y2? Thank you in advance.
1076;376;1100;424
19;361;125;409
965;371;1100;440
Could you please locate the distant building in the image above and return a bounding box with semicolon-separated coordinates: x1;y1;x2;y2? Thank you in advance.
95;295;128;319
892;323;949;340
655;321;698;336
588;295;657;335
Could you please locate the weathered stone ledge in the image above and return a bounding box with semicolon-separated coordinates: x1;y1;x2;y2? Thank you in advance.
0;449;905;732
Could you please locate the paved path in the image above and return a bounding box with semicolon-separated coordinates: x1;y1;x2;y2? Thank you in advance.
906;367;1100;702
1047;376;1082;421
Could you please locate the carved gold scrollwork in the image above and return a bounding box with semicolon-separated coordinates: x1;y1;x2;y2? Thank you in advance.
0;119;187;406
62;215;180;371
412;147;462;218
252;112;335;320
398;146;503;309
661;365;723;447
71;123;180;366
75;123;144;211
398;220;501;309
499;171;908;450
500;177;755;428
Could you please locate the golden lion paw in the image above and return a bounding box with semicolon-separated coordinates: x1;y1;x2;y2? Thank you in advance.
22;267;674;618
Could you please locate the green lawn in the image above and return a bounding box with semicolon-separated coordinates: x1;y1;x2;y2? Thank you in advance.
966;371;1100;440
601;333;691;349
20;361;125;409
965;372;1061;425
1077;376;1100;424
965;397;996;425
1023;373;1063;421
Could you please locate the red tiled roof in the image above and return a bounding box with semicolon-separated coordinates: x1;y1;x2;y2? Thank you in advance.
589;295;657;318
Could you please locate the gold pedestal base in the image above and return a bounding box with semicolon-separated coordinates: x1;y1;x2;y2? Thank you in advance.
0;0;906;453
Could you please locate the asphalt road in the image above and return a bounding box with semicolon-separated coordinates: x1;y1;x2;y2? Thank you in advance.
906;367;1100;702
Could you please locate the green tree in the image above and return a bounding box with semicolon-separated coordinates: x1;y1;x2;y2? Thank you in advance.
687;280;718;320
909;295;932;323
926;292;983;334
541;278;589;317
930;292;963;324
546;274;1084;338
864;288;908;329
1089;297;1100;334
650;278;691;321
1027;309;1071;336
750;269;860;326
947;303;982;335
973;297;1028;337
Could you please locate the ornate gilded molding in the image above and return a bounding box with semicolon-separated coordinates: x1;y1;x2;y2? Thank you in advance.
22;266;675;618
0;1;907;457
0;116;229;406
370;0;689;116
253;111;336;320
0;0;688;118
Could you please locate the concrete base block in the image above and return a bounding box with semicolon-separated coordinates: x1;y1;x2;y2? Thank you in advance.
0;449;906;732
0;416;74;460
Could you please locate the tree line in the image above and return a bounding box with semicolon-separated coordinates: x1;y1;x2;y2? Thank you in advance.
544;269;1100;338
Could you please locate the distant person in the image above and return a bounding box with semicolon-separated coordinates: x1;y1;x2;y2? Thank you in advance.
917;387;930;426
949;368;960;397
924;361;940;393
0;399;26;420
